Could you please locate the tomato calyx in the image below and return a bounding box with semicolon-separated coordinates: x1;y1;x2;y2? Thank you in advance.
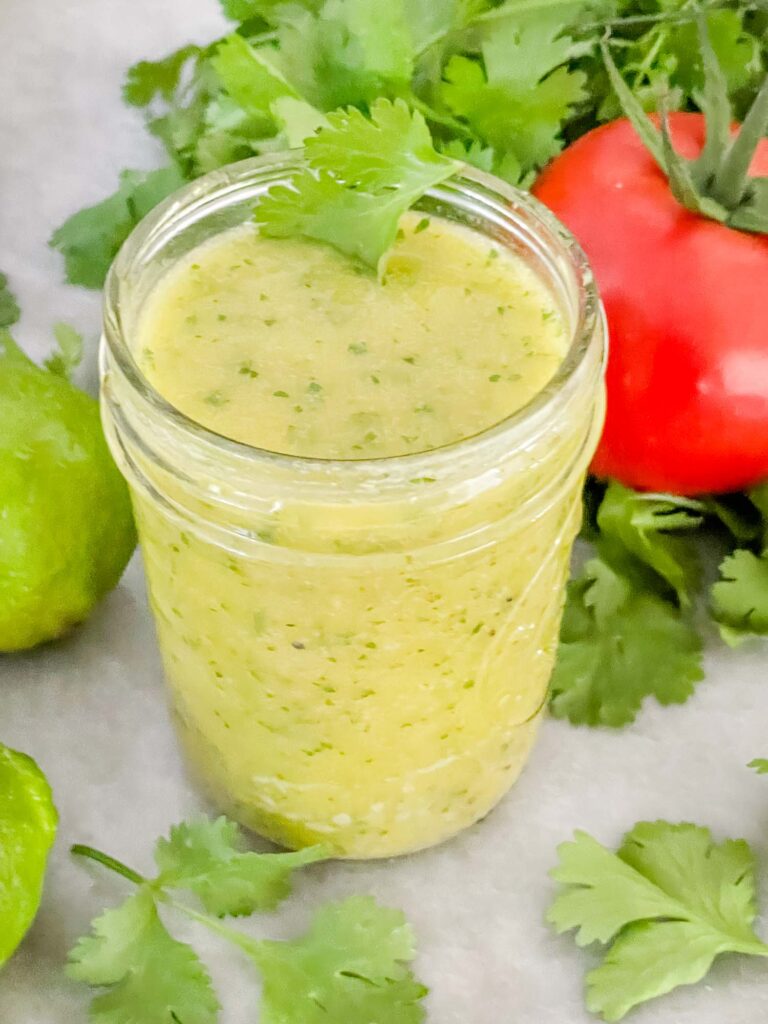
602;17;768;235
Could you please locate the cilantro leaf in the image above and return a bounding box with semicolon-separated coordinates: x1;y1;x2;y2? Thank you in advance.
124;45;203;107
711;549;768;644
43;323;84;379
253;896;427;1024
596;481;703;605
439;137;494;170
154;817;328;916
271;96;329;146
550;558;704;727
220;0;321;21
749;758;768;774
273;0;412;111
0;272;20;328
441;12;588;183
549;821;768;1021
403;0;479;55
68;889;219;1024
212;33;298;121
257;98;458;268
50;167;186;288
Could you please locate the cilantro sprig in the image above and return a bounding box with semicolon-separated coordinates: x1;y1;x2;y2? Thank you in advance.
551;479;768;728
68;816;428;1024
548;820;768;1021
257;98;458;268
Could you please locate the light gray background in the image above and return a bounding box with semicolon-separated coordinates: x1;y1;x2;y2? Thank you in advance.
1;2;767;1021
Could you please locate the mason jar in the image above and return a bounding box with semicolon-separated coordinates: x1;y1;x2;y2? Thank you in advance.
100;155;606;859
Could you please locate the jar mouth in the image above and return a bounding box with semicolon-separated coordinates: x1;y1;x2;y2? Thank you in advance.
103;152;602;478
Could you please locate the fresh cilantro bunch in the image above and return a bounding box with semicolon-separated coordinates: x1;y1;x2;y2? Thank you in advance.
68;816;427;1024
548;819;768;1020
47;0;599;286
49;0;767;288
551;481;768;728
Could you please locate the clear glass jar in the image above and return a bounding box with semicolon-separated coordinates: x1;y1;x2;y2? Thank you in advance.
100;155;606;859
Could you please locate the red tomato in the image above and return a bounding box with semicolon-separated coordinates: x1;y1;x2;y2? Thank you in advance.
533;113;768;496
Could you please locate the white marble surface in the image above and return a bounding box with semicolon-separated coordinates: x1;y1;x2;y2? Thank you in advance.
1;2;768;1020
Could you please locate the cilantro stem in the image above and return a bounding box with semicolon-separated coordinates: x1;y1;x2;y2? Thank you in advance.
169;897;263;959
582;1;737;31
71;844;146;886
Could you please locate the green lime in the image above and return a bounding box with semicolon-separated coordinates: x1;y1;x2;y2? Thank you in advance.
0;330;136;651
0;742;58;966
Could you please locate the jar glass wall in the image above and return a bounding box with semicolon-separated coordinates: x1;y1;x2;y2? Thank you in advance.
100;155;606;858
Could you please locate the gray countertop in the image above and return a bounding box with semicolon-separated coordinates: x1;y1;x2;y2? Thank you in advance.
1;2;767;1020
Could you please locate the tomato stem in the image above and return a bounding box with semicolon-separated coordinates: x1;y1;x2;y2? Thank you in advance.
602;17;768;236
711;74;768;210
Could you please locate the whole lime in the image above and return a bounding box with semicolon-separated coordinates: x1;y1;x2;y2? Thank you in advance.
0;742;58;966
0;330;136;651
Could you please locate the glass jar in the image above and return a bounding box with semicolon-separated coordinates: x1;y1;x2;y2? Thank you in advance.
100;155;606;859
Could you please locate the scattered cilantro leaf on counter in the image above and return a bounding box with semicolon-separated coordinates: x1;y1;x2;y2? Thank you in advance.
749;758;768;774
548;821;768;1021
49;166;186;288
254;896;428;1024
257;98;459;268
68;889;220;1024
549;558;704;728
43;323;83;379
0;272;20;328
154;817;328;916
69;816;426;1024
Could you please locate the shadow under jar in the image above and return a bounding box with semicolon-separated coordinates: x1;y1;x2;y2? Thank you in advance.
100;155;606;859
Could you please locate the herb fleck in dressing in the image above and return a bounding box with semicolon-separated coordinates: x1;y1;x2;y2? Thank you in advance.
138;214;566;458
130;211;588;858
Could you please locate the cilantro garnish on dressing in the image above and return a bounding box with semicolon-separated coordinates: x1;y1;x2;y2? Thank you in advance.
256;98;459;268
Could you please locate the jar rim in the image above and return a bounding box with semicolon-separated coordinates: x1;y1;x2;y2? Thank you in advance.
103;151;602;481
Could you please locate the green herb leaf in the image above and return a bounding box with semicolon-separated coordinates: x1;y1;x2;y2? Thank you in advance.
749;758;768;774
253;896;428;1024
212;33;298;120
273;0;412;111
711;549;768;644
271;96;329;146
549;821;768;1021
550;558;704;727
442;12;588;183
50;167;186;288
124;45;203;107
0;272;20;329
257;98;458;268
68;888;219;1024
154;817;328;916
44;323;84;379
596;481;703;606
